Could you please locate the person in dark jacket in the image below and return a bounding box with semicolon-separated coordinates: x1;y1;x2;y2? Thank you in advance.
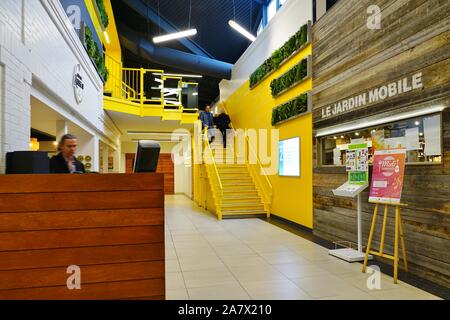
216;108;231;148
50;134;85;174
199;105;215;143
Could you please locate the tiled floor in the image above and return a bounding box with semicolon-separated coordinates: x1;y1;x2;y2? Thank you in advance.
165;195;440;300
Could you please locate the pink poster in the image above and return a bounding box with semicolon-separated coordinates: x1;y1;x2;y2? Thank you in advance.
369;149;406;204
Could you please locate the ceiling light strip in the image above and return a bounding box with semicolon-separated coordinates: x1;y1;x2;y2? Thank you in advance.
229;20;256;42
153;29;198;43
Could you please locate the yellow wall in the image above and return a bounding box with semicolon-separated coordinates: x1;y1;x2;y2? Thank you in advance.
222;44;313;228
103;0;122;62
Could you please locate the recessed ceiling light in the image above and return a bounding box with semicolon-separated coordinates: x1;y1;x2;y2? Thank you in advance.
104;31;110;44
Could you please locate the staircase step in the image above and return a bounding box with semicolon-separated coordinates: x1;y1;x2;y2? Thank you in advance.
218;171;249;175
220;176;252;181
222;183;255;188
217;163;247;170
221;209;267;216
222;186;258;191
221;204;265;210
222;195;261;200
222;191;258;197
221;180;253;184
222;197;261;202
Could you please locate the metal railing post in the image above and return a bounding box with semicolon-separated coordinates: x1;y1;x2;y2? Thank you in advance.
140;68;145;116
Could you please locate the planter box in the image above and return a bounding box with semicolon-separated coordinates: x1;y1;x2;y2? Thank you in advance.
271;55;312;98
250;20;312;90
272;91;312;126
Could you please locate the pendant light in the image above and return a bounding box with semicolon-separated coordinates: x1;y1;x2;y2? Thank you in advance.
229;0;256;42
153;0;197;43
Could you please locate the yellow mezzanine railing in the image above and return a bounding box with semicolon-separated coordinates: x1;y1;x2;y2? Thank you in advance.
104;53;199;120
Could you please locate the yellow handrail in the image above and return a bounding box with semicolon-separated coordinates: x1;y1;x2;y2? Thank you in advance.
234;125;273;213
203;128;223;219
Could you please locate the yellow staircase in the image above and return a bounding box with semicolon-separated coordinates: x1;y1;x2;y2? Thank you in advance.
202;129;273;220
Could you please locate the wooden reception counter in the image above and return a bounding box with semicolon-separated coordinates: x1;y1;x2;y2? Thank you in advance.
0;173;165;300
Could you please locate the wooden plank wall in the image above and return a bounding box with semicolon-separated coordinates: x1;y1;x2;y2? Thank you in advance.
312;0;450;287
125;153;174;195
0;174;165;300
157;154;175;195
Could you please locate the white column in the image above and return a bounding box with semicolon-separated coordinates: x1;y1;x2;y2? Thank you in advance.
102;143;109;173
92;136;99;172
113;146;121;173
56;120;68;142
77;134;99;172
0;63;32;173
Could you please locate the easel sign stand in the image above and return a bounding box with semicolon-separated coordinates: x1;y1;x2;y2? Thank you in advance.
330;142;372;262
362;201;408;284
362;148;408;284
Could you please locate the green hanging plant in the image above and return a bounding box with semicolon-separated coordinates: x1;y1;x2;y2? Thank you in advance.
84;26;109;82
270;58;308;97
272;93;309;126
250;23;309;88
95;0;109;28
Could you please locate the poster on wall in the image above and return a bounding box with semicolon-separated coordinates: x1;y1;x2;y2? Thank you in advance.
369;149;406;204
371;129;385;152
278;137;300;177
347;143;369;184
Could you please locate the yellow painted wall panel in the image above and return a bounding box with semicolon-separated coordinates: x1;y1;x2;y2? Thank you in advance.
221;44;313;228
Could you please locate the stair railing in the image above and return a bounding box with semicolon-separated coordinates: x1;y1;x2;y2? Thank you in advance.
203;128;223;220
224;114;273;216
245;136;273;216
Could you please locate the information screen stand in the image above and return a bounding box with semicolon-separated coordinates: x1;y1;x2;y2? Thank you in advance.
330;183;373;262
329;142;372;262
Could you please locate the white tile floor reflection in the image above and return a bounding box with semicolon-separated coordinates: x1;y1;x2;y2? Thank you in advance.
165;195;440;300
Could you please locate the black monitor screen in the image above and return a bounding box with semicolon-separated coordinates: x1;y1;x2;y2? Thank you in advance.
134;140;161;173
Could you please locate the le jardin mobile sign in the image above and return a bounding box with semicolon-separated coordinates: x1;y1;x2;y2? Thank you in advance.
321;72;423;119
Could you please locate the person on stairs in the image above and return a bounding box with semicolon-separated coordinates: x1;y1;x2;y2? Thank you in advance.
216;108;231;148
200;105;215;144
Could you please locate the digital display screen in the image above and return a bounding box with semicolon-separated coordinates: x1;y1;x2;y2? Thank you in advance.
278;137;300;177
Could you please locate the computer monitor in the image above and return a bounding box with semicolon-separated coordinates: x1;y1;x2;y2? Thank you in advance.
6;151;50;174
134;140;161;173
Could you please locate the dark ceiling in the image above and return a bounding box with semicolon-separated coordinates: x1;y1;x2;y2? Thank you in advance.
111;0;264;107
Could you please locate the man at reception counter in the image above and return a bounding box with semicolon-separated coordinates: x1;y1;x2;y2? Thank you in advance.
50;134;85;174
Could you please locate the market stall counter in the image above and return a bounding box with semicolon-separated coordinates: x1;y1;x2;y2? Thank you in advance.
0;173;165;300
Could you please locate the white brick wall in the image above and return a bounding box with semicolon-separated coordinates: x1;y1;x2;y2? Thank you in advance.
0;0;120;173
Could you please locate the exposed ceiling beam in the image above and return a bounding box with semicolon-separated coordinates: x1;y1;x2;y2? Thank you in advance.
121;0;214;59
